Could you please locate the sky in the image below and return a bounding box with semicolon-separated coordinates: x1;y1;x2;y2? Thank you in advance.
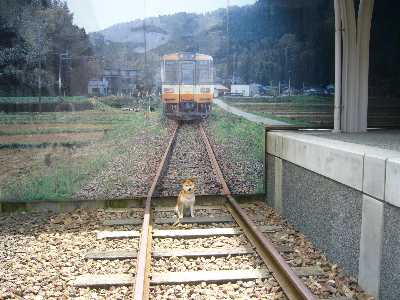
65;0;256;33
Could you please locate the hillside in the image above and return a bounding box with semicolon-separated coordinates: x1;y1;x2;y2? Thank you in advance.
90;11;222;53
89;0;336;87
88;1;333;88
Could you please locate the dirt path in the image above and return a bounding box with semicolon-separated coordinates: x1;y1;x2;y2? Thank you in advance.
214;98;289;126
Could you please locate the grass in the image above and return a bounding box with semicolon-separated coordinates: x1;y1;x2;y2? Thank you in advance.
208;107;265;193
0;105;165;202
1;154;110;202
0;127;107;136
0;110;140;125
223;96;331;126
209;107;265;161
0;141;87;150
250;111;313;126
0;96;88;104
223;95;333;104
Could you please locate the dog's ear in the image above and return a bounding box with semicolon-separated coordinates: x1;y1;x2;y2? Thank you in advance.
179;179;186;184
190;178;197;183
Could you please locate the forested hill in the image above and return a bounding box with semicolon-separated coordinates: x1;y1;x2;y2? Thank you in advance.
91;0;335;87
0;0;93;96
1;1;398;96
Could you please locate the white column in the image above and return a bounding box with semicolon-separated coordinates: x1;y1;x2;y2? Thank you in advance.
333;0;342;132
357;0;375;131
338;0;374;133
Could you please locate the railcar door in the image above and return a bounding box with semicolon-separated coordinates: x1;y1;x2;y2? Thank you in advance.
179;61;196;112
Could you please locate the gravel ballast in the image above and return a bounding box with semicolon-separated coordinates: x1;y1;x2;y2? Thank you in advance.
0;209;139;299
155;122;222;197
0;202;373;298
75;119;172;200
203;112;264;195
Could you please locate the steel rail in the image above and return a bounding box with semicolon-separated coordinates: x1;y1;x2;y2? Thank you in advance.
199;123;316;300
134;122;179;300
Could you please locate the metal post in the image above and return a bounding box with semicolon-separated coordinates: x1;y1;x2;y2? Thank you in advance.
37;28;42;111
38;57;42;111
278;81;281;96
58;52;69;98
226;0;231;85
143;0;147;91
58;54;62;97
333;0;342;133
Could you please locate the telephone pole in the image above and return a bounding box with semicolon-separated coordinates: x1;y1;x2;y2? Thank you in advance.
58;51;70;97
37;25;43;111
226;0;232;86
143;0;148;91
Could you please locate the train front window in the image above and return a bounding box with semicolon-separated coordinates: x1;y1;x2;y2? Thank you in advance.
181;62;194;84
164;61;179;83
197;61;211;84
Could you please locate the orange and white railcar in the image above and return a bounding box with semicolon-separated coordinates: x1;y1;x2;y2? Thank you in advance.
161;52;213;120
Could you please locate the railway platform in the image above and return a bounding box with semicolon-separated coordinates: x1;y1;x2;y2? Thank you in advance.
266;127;400;299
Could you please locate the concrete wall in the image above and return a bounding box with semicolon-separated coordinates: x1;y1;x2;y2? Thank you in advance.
266;130;400;300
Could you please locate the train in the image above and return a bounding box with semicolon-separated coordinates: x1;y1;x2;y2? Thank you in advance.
160;52;214;120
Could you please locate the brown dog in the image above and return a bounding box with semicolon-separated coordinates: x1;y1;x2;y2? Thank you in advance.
174;178;196;225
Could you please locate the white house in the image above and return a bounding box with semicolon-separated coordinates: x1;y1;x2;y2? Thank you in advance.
88;78;109;96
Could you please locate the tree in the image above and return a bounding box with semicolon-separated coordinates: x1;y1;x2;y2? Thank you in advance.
0;0;93;97
19;6;50;108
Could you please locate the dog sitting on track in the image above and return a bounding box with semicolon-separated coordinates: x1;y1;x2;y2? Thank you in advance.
174;178;196;225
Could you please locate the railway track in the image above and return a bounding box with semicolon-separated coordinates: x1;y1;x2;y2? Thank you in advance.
72;122;353;300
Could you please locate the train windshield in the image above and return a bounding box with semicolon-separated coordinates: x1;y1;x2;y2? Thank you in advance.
181;62;195;84
164;61;179;83
197;60;212;84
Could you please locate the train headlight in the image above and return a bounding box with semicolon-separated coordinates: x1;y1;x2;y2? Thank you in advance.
200;88;210;93
163;88;175;93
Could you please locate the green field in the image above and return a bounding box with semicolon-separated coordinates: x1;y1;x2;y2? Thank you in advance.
0;96;265;202
0;96;88;104
207;107;265;193
223;95;334;126
222;95;333;104
0;97;166;202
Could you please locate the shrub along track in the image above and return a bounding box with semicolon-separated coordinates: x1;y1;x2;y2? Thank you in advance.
71;121;370;299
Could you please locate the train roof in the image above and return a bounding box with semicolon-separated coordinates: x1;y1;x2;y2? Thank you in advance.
161;52;213;61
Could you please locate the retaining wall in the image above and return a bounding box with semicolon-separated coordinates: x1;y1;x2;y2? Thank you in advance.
265;130;400;300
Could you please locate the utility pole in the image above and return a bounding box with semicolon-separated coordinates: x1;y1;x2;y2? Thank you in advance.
142;0;151;118
38;51;42;109
226;0;231;86
143;0;148;92
37;25;43;112
58;51;69;98
278;81;281;96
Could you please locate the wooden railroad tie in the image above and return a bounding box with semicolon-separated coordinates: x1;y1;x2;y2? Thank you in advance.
85;245;293;260
73;266;325;288
96;225;281;239
103;216;234;226
105;203;257;214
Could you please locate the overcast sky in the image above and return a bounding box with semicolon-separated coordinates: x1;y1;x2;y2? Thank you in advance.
65;0;256;33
